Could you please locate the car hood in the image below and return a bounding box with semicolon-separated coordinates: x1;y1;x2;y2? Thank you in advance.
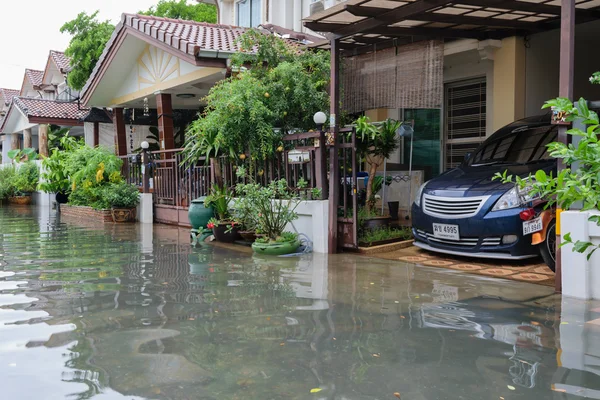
425;162;555;196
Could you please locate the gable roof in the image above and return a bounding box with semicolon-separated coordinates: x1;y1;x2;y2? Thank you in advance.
25;69;43;88
50;50;71;73
0;88;19;107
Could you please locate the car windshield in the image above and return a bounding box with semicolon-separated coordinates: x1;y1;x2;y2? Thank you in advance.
469;125;558;166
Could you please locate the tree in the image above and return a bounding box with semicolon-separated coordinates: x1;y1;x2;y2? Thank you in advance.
139;0;217;23
60;11;115;91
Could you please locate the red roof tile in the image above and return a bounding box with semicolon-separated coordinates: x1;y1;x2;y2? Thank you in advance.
13;97;88;121
0;88;19;106
25;69;44;88
50;50;71;73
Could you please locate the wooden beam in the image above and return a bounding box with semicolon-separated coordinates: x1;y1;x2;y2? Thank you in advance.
93;122;99;147
23;128;32;149
405;11;544;30
328;38;341;254
156;93;175;151
366;25;506;40
330;0;454;39
459;0;600;19
113;108;128;156
38;124;49;158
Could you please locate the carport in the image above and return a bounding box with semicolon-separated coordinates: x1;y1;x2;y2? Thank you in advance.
304;0;600;291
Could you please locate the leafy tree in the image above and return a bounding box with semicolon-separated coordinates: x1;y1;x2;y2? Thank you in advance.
139;0;217;22
61;2;217;91
184;30;330;168
60;11;115;91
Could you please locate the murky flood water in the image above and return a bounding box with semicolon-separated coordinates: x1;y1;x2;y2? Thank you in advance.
1;206;600;399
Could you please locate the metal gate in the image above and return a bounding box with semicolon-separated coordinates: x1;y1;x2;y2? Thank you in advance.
337;127;359;250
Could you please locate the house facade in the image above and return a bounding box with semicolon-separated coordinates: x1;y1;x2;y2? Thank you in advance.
0;50;86;163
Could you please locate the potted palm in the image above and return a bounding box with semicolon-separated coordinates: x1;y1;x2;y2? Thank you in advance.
104;182;140;222
205;184;240;242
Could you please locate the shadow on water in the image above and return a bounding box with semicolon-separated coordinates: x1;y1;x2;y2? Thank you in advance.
1;206;600;399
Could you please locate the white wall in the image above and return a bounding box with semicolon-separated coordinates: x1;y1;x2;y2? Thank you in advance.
286;200;329;254
1;136;10;164
84;122;117;150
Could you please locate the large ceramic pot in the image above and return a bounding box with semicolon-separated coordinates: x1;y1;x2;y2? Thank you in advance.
252;240;301;256
363;216;392;231
8;196;32;205
112;208;136;223
188;196;214;230
212;223;241;243
55;192;69;204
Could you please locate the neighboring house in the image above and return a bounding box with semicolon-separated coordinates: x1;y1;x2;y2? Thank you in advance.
0;50;87;163
198;0;343;34
0;88;20;161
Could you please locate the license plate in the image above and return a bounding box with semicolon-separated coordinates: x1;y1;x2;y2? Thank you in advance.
523;217;543;236
432;223;460;240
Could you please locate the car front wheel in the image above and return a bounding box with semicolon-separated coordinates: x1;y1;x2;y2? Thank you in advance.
539;218;556;272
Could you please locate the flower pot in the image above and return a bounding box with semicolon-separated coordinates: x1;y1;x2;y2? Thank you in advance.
188;197;214;230
8;195;32;205
212;223;241;243
252;240;301;256
112;208;136;223
363;216;392;231
239;230;258;242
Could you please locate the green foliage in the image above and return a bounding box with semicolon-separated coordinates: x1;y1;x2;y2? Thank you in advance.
184;30;330;163
60;11;115;91
205;184;233;221
13;162;40;195
236;170;300;241
103;182;140;208
355;117;401;212
8;148;38;162
359;226;412;246
39;130;81;194
139;0;217;22
69;185;110;210
0;166;16;199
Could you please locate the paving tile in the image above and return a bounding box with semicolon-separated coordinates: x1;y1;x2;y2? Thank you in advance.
478;268;516;277
511;273;553;282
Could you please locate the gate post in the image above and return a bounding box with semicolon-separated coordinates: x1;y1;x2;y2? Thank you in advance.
328;38;341;254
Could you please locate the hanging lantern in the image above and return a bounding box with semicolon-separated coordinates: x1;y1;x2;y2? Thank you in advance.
143;97;149;117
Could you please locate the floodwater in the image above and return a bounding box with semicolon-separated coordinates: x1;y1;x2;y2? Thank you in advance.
1;207;600;400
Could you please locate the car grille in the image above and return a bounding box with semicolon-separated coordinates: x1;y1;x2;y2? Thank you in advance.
416;230;501;247
422;194;490;219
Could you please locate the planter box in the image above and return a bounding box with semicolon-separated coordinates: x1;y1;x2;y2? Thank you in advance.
560;209;600;299
359;236;412;248
60;204;114;223
358;239;414;255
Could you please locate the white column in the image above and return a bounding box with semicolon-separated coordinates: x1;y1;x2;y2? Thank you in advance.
293;0;302;32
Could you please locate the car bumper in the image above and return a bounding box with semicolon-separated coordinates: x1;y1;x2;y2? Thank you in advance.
411;203;539;259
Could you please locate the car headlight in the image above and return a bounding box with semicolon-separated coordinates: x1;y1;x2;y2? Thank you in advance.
492;186;520;211
414;182;427;207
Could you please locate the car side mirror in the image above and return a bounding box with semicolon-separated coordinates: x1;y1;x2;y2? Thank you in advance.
463;152;472;162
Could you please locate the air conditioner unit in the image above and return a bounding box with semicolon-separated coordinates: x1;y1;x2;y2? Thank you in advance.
310;0;324;15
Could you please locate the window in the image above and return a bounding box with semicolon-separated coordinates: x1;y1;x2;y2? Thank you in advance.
469;125;558;166
237;0;261;28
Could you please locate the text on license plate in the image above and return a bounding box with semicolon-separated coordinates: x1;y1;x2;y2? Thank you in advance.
523;217;543;236
432;223;460;240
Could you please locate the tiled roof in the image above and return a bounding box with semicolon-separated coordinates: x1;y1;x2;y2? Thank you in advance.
25;69;44;88
50;50;71;73
0;88;19;106
13;97;88;121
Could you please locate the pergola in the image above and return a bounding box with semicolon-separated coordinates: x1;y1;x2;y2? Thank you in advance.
305;0;600;290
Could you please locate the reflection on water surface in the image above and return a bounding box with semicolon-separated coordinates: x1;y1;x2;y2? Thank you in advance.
1;206;600;399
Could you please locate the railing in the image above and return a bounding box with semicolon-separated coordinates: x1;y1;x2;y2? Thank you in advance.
119;131;330;210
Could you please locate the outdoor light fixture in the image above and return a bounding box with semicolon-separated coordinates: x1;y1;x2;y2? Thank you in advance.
313;111;327;131
141;141;150;150
176;93;196;99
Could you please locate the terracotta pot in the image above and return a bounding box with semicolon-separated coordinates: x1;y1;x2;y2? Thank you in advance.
112;208;136;223
8;196;32;205
239;231;258;242
212;223;241;243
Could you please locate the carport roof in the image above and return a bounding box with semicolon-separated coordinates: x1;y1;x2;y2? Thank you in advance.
305;0;600;53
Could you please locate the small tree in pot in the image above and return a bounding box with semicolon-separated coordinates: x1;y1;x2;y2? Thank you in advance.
104;182;140;222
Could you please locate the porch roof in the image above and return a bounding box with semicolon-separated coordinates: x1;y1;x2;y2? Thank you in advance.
0;88;19;107
0;98;87;134
305;0;600;54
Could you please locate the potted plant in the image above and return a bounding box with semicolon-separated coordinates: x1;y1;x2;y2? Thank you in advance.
205;184;240;242
39;148;71;203
9;162;39;205
104;182;140;222
354;117;401;229
246;179;301;256
233;167;261;242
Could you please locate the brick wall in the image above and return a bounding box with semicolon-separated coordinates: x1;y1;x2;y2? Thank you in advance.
59;204;114;223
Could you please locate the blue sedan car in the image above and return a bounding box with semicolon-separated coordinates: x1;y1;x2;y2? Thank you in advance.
412;115;557;270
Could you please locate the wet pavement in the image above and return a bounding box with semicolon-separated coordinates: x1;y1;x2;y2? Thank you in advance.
1;206;600;400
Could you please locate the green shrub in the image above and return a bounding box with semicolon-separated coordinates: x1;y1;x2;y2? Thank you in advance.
103;182;140;209
13;162;39;195
69;186;110;210
0;166;17;199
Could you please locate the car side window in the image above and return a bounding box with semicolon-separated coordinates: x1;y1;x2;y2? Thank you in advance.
506;126;558;163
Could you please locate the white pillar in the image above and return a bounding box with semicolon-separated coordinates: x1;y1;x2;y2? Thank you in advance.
137;193;154;224
293;0;302;32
